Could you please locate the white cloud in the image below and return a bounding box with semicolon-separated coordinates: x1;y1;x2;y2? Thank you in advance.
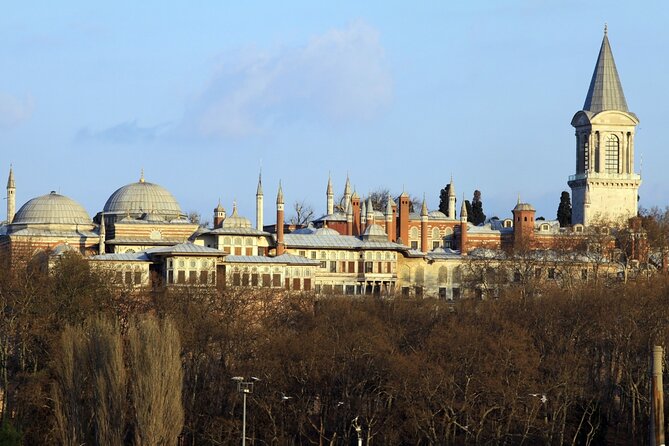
0;92;34;128
76;120;168;144
188;20;393;138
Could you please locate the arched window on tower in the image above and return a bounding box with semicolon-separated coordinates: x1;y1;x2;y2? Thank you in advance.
582;136;589;173
605;134;619;174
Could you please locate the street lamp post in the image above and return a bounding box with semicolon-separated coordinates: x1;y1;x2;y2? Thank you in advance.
232;376;255;446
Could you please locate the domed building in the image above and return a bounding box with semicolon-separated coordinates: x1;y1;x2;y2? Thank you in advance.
0;190;100;261
96;173;199;254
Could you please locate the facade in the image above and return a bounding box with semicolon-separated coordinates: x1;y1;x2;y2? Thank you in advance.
0;30;652;297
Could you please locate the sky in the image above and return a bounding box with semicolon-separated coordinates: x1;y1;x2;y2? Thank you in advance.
1;1;668;224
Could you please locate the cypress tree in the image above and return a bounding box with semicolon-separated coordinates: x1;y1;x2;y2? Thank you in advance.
557;191;572;227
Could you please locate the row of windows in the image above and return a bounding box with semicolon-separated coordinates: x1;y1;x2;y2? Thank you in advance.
114;271;144;285
295;250;397;261
167;258;215;269
580;132;626;174
409;227;454;239
167;270;214;285
228;273;312;291
318;260;394;274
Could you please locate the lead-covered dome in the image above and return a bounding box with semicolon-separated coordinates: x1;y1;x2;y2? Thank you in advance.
103;175;184;219
13;192;92;225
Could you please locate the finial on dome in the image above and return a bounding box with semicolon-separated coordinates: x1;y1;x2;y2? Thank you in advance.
139;169;145;183
517;193;521;205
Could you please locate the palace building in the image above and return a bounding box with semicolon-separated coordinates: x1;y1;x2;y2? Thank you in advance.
0;29;652;297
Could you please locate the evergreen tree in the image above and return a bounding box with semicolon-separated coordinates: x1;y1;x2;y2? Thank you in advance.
471;190;486;225
557;191;572;227
465;200;473;223
438;184;453;215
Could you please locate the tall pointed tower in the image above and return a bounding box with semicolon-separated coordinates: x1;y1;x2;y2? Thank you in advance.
256;172;264;230
568;26;641;226
6;165;15;224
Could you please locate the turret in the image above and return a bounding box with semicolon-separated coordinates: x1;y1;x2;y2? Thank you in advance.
276;182;285;255
361;199;367;227
6;165;15;224
256;172;264;230
512;198;536;251
365;197;374;229
420;196;428;252
213;200;226;229
326;175;334;215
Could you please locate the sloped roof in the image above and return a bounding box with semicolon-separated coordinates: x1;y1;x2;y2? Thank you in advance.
583;31;628;113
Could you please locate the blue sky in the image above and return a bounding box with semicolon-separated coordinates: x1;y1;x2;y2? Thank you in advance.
1;1;668;223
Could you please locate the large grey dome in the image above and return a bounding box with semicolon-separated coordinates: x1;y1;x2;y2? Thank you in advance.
103;178;184;218
13;192;92;225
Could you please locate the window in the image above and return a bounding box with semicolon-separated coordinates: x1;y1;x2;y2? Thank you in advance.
311;251;317;259
513;271;521;282
329;262;337;273
320;261;327;269
415;286;423;297
134;271;142;284
200;270;208;284
432;241;440;249
581;269;588;280
189;271;197;284
178;271;186;284
452;287;461;299
605;134;619;173
299;250;306;257
582;138;589;172
547;268;555;280
402;287;410;296
365;262;373;273
439;287;447;299
411;241;419;249
541;224;549;231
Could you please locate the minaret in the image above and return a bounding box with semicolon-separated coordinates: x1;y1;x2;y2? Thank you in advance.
276;182;285;255
390;196;397;242
213;200;226;228
361;200;367;227
568;26;640;226
98;213;106;254
326;175;334;215
6;165;15;224
385;196;393;242
256;172;264;230
459;199;468;255
448;176;456;220
420;196;429;252
365;197;374;229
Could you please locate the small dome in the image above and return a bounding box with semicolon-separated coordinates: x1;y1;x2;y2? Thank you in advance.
313;227;339;236
13;192;92;225
103;178;183;219
222;203;251;229
513;203;536;212
428;210;447;218
361;223;388;241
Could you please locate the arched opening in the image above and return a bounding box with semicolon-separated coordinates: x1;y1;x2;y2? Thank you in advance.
605;134;619;173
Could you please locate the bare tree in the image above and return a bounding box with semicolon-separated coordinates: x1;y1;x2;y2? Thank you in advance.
289;200;315;225
129;316;184;446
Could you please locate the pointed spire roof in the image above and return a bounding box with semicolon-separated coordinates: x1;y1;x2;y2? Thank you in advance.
421;195;428;217
276;181;284;204
7;165;15;189
326;174;333;195
366;197;374;215
215;198;225;212
256;172;263;195
460;196;468;219
386;194;393;215
344;174;351;195
583;26;629;113
448;175;455;197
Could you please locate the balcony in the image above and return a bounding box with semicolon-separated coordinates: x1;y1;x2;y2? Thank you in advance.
568;172;641;182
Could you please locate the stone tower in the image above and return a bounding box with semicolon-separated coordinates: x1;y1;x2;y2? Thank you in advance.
6;165;15;224
568;27;641;226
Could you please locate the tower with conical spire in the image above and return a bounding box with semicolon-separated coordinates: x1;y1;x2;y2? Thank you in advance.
6;165;15;224
326;175;334;215
447;176;456;220
568;26;641;226
256;172;264;230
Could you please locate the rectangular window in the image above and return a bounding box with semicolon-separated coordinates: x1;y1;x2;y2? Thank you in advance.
433;241;440;249
125;271;132;284
348;261;355;273
311;251;317;259
234;247;242;255
452;287;461;299
439;287;447;299
242;273;250;286
334;285;344;294
293;278;301;290
134;271;142;284
251;273;258;286
303;278;311;291
402;287;410;296
272;274;281;287
411;241;419;250
345;285;355;295
189;271;197;284
513;272;521;283
262;274;271;287
365;262;373;273
232;273;241;286
299;250;306;257
329;262;337;273
178;270;186;284
320;261;327;269
547;268;555;280
415;286;423;297
200;270;208;284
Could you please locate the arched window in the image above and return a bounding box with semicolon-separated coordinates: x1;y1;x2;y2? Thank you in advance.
410;227;419;239
582;135;589;172
432;227;440;239
605;134;619;173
